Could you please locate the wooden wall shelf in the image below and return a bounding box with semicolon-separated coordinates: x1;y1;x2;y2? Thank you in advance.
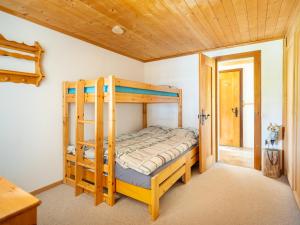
0;34;44;86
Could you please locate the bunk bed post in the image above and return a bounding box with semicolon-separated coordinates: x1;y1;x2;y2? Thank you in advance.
107;75;116;206
75;80;85;196
63;82;69;183
150;177;159;220
143;103;147;128
178;89;183;128
94;78;104;205
177;88;191;183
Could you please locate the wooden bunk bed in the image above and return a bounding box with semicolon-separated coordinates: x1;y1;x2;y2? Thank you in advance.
63;76;199;220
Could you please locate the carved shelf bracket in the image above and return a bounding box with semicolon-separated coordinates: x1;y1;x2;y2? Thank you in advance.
0;34;45;86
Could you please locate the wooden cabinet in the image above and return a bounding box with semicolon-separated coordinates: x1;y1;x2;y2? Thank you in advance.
0;177;41;225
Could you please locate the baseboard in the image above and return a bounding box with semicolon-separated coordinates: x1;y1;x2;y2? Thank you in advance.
31;180;63;195
294;191;300;209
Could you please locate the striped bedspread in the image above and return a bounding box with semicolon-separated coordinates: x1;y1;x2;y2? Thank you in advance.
68;126;198;175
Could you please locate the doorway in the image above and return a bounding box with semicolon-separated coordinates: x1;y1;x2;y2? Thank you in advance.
216;51;261;170
218;59;254;168
199;51;261;172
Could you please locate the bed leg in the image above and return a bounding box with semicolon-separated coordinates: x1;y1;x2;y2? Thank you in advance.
182;157;191;184
150;178;159;220
182;165;191;184
94;191;102;206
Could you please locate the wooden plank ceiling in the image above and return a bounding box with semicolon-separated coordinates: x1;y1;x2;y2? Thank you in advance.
0;0;299;62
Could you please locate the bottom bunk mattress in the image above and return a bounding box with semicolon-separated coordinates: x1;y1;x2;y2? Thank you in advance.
115;145;196;189
67;126;198;188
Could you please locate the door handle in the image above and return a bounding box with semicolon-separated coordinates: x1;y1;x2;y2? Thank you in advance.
199;110;210;126
231;107;239;117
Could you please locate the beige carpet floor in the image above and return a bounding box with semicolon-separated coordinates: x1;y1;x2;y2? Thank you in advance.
37;163;300;225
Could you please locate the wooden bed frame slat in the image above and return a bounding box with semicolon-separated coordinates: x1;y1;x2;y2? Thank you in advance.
155;155;186;184
114;78;180;93
158;166;185;198
65;92;180;103
116;179;151;204
114;93;179;103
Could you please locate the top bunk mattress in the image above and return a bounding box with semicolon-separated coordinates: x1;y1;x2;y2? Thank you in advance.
68;86;178;97
68;126;198;176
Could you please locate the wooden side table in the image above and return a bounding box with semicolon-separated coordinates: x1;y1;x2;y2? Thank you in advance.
0;177;41;225
262;148;282;178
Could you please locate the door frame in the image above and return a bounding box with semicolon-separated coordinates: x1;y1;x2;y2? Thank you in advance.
218;68;243;147
215;51;262;170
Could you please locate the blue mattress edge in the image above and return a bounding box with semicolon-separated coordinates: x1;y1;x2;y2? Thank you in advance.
67;85;178;97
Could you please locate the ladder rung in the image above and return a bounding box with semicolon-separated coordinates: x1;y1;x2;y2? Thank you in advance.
78;120;95;124
103;164;108;173
66;154;75;162
65;177;75;186
77;180;95;193
77;161;95;170
75;162;107;174
77;141;96;147
103;193;108;201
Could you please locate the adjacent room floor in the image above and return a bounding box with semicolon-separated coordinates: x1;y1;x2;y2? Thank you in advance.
37;163;300;225
218;146;254;168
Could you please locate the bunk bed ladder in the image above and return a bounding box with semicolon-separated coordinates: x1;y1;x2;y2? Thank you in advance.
74;79;104;205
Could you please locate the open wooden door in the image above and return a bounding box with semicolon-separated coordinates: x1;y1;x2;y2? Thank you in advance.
199;53;216;173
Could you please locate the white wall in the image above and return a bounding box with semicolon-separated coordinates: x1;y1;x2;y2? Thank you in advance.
0;12;144;192
144;54;199;129
206;40;283;149
218;61;254;148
